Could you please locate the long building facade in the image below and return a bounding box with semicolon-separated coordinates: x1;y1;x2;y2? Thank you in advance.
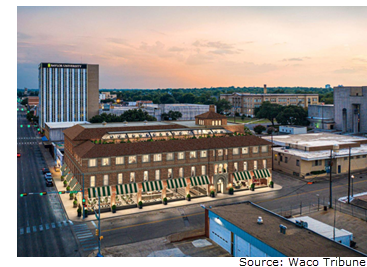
220;86;319;117
62;107;272;211
38;62;99;128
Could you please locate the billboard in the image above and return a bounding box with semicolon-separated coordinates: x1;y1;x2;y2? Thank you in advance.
40;63;87;69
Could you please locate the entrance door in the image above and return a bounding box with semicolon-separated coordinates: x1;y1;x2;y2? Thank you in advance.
217;180;223;193
209;219;231;253
338;165;341;174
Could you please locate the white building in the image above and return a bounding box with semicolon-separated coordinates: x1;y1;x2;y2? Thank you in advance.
279;125;307;134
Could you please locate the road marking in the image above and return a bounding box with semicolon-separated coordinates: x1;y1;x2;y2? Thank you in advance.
77;234;94;239
26;227;30;234
68;220;73;225
33;226;37;233
45;223;49;230
102;211;205;233
91;221;97;228
39;225;43;231
20;228;24;235
51;223;56;228
83;247;98;251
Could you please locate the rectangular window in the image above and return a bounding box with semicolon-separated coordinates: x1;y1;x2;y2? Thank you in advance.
90;176;95;187
130;172;135;183
242;147;249;154
201;165;206;175
234;162;238;172
218;149;223;156
296;160;300;166
168;168;172;179
116;156;124;165
142;155;150;163
243;162;247;171
118;173;123;184
101;158;110;166
143;171;148;181
190;151;197;159
200;150;207;158
213;150;215;156
179;167;184;178
155;170;160;180
261;145;268;153
103;174;109;186
254;161;258;170
178;152;185;160
89;159;97;167
191;166;196;176
363;155;366;158
285;157;288;163
252;146;259;153
167;153;174;161
344;157;348;160
154;154;162;161
233;148;239;155
263;160;267;169
129;156;137;164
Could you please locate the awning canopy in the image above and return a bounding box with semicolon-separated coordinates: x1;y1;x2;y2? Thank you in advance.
65;173;73;182
41;136;48;142
253;169;271;179
116;183;138;195
87;186;112;198
167;178;187;189
69;178;77;188
190;176;210;186
73;183;82;192
63;166;70;176
233;171;252;181
142;180;163;192
60;164;67;173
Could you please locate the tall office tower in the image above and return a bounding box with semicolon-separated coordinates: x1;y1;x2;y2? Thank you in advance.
38;63;99;128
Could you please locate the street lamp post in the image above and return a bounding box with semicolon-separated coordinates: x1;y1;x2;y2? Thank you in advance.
316;194;320;211
347;146;351;204
351;175;355;198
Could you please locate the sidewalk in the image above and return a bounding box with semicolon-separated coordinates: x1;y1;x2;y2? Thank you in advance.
39;142;282;222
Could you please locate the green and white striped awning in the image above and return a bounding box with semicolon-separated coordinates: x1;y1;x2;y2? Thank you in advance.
253;169;271;179
60;164;67;173
73;183;82;192
167;178;187;189
63;167;70;176
233;171;252;181
69;178;77;188
115;183;138;195
87;186;112;198
190;176;210;186
66;173;73;182
142;180;163;192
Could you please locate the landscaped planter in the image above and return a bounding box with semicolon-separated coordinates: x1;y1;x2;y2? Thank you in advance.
116;204;137;210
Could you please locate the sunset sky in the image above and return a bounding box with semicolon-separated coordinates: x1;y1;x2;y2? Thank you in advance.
17;6;367;89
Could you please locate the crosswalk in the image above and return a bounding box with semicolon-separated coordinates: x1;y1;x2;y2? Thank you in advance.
72;223;99;252
19;220;73;235
17;142;41;145
17;137;40;140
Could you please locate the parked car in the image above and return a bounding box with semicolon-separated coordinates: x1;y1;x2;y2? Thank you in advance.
54;166;60;172
42;168;50;174
46;178;53;187
44;173;52;180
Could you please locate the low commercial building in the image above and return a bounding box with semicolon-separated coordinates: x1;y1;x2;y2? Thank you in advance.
308;104;335;130
263;133;367;178
27;96;39;107
220;85;319;117
205;201;364;257
279;125;307;135
44;121;90;142
62;106;273;211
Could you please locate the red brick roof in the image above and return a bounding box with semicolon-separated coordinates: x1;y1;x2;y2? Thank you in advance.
74;135;271;158
195;111;227;119
63;124;185;141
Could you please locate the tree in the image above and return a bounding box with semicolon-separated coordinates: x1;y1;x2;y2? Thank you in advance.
244;126;252;135
255;101;283;126
216;99;232;114
254;125;266;134
21;98;28;106
275;105;310;126
89;109;157;123
267;127;275;135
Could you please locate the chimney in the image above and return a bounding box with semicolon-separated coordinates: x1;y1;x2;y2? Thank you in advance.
209;105;216;113
264;84;267;94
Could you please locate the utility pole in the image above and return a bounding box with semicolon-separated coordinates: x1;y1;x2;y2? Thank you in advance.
271;130;274;171
348;146;351;204
329;149;333;209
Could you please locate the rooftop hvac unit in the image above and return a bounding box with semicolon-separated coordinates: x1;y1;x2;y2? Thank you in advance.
279;224;287;234
257;216;263;224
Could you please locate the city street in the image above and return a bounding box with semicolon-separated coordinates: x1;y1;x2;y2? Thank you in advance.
17;105;92;257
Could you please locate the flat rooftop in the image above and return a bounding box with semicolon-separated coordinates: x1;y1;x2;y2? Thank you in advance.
81;121;170;128
209;202;364;257
45;121;90;129
263;133;367;148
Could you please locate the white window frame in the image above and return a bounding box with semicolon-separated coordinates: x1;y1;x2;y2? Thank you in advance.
179;167;184;178
168;168;172;179
101;157;110;166
118;173;123;184
103;174;109;186
191;166;196;176
142;154;150;163
190;151;197;159
155;170;160;180
178;152;185;160
154;154;162;162
263;159;267;169
243;162;248;171
201;165;206;175
90;175;95;187
252;146;259;154
166;153;174;161
233;148;239;155
116;156;124;165
200;150;207;158
143;171;149;181
128;156;137;164
254;160;258;170
242;147;248;154
130;172;135;183
89;158;97;167
261;145;268;153
217;149;223;156
234;162;238;172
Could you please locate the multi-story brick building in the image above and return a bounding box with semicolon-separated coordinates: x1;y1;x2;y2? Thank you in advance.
220;85;319;117
62;106;272;210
